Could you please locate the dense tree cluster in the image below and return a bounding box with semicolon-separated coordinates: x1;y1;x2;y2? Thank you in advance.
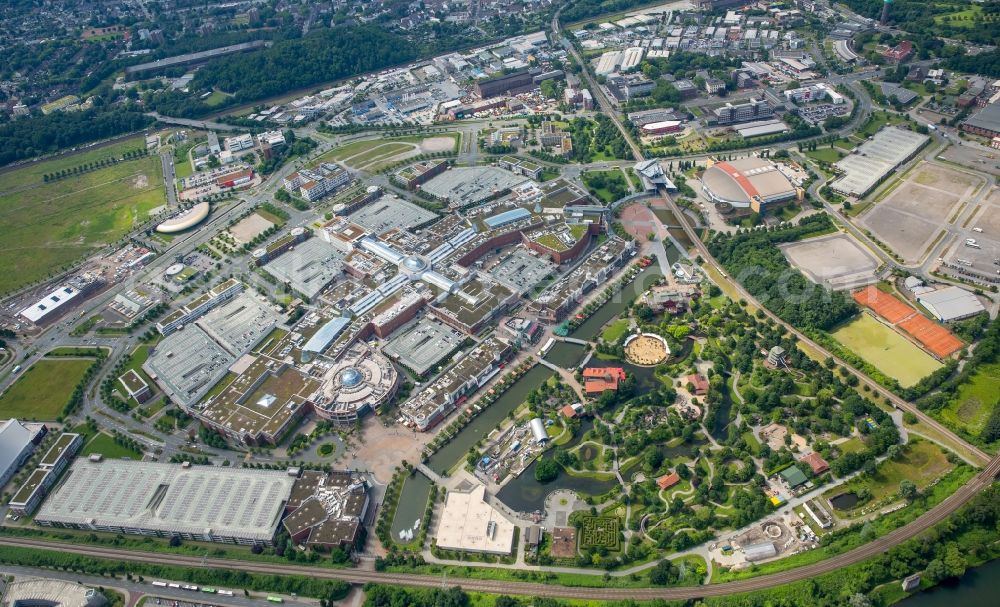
0;107;154;167
559;0;652;24
708;216;857;332
842;0;1000;46
147;27;416;118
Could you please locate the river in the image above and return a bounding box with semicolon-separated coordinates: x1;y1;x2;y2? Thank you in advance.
898;558;1000;606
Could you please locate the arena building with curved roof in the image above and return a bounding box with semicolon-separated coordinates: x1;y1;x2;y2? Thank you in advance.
701;158;800;215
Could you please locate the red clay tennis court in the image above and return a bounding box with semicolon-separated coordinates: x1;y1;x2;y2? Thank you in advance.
851;286;913;324
898;315;964;358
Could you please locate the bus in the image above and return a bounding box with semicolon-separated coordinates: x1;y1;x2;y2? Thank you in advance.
151;582;167;588
201;588;216;594
267;597;284;603
218;590;234;597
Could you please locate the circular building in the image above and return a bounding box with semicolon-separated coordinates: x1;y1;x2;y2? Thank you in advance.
701;158;798;214
314;342;398;423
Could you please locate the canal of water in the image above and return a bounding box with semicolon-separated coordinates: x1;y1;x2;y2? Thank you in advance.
424;365;555;474
496;417;622;513
389;471;432;545
545;341;587;369
570;264;668;341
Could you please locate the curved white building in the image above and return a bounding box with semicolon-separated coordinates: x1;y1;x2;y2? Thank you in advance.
156;202;210;233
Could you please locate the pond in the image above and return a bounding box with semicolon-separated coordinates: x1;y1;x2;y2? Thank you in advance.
425;365;554;474
546;342;587;369
496;459;619;514
900;557;1000;606
578;443;600;462
660;437;709;461
708;381;734;441
570;265;664;341
389;471;432;545
829;491;859;510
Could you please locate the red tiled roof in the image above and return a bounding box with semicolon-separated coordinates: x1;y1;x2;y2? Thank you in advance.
656;472;681;490
582;367;626;380
800;452;829;475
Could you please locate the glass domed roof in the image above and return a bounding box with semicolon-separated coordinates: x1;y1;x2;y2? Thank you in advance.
401;255;427;272
339;367;363;387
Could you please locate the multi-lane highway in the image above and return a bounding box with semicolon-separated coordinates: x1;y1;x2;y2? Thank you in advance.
2;452;999;600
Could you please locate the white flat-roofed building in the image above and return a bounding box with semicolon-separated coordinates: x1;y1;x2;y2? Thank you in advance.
36;459;295;546
257;130;286;146
224;134;255;152
917;286;986;322
831;127;929;197
436;482;515;555
20;285;81;324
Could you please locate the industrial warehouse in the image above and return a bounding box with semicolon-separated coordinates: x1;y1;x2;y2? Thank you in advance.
35;458;296;545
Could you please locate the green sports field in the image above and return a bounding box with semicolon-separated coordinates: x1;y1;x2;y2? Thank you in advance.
830;314;942;387
0;358;93;419
0;151;164;294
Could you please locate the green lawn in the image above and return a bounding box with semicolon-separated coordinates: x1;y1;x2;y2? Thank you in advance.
202;90;231;107
0;358;93;419
837;437;866;454
0;154;165;294
602;319;630;343
830;314;942;387
940;361;1000;436
831;440;952;503
342;143;415;169
581;170;629;204
79;431;143;460
804;147;845;163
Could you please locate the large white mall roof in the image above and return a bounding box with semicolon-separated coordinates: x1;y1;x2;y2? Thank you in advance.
36;458;294;541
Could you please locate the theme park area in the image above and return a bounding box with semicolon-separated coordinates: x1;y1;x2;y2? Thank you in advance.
376;256;935;576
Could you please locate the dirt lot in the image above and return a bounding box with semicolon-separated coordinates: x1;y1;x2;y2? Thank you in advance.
860;163;979;264
229;212;274;243
420;136;457;153
780;233;879;290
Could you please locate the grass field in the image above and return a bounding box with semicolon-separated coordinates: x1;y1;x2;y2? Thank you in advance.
0;152;164;294
202;90;231;107
833;440;951;503
804;147;845;163
831;314;942;387
80;431;143;460
0;135;149;193
0;358;93;419
837;437;866;454
940;361;1000;436
343;143;415;170
602;319;630;343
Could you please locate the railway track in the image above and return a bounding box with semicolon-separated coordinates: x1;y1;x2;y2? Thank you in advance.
3;456;998;601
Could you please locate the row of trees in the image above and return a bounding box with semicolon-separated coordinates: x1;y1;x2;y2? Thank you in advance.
42;148;149;182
